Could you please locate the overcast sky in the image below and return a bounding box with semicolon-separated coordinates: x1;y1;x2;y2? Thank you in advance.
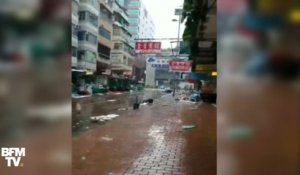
143;0;185;49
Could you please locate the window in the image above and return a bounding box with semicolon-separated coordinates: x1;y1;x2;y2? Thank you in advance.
127;10;139;15
79;11;98;27
80;0;98;7
88;12;98;27
72;1;79;16
86;33;97;45
72;46;77;57
98;43;111;59
72;24;79;37
100;9;113;23
129;1;140;7
99;26;111;40
78;31;97;45
78;50;96;63
128;18;139;24
79;11;86;20
114;43;123;50
78;31;86;40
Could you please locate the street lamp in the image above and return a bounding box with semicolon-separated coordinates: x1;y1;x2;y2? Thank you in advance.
171;8;182;97
171;18;181;56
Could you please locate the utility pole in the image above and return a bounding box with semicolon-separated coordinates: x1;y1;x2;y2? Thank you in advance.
172;8;182;97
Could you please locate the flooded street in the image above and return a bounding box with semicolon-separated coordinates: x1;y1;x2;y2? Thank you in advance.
72;90;216;175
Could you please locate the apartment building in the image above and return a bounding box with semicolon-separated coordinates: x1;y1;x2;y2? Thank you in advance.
126;0;156;46
97;0;114;74
72;0;79;68
110;0;135;77
77;0;99;72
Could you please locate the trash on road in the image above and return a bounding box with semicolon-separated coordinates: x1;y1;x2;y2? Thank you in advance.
182;125;196;130
81;156;86;160
118;108;128;111
190;107;198;110
90;114;120;122
107;99;117;102
140;102;148;106
101;136;113;141
143;98;154;104
133;96;140;110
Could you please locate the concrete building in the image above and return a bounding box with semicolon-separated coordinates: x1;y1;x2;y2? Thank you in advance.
145;49;175;88
77;0;99;72
126;0;156;46
97;0;114;74
110;0;135;77
72;0;79;68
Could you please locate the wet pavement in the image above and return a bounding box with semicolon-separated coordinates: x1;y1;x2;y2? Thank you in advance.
72;90;216;175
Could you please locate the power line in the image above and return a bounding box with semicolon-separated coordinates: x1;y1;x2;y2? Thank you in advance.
134;38;183;41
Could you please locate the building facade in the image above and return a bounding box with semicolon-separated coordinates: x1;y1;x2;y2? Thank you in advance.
72;0;80;68
72;0;136;87
97;0;114;74
125;0;156;46
110;0;135;77
77;0;99;71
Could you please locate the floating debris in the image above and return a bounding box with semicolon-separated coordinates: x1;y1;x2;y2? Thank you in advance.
182;125;196;130
118;108;128;111
107;99;117;102
81;156;86;160
140;102;148;106
101;136;113;141
90;114;120;122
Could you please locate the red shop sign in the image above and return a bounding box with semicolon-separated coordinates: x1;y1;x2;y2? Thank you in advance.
169;61;192;73
135;42;161;53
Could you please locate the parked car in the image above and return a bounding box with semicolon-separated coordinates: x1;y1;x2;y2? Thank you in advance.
164;88;172;93
190;93;201;102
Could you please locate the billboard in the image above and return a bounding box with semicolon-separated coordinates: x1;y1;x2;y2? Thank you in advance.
169;61;192;73
146;56;170;70
135;42;161;53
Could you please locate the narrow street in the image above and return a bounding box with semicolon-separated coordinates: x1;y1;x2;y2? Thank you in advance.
72;91;216;175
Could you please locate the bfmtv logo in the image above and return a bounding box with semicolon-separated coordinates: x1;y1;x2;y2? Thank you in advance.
1;148;25;167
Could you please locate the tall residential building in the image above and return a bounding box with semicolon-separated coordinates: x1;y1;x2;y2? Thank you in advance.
110;0;135;76
126;0;156;46
97;0;114;74
77;0;99;72
72;0;79;68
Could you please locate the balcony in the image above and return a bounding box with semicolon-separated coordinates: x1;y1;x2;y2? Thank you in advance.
112;25;131;44
100;0;114;14
110;53;132;71
113;1;129;22
112;42;135;59
79;0;99;16
72;0;79;24
78;50;97;71
72;24;79;46
79;11;98;34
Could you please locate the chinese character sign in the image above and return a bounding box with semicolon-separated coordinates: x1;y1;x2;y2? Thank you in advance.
169;61;192;73
135;42;161;53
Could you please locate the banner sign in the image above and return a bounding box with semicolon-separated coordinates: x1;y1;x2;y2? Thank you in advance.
147;57;170;70
136;42;161;53
195;64;216;72
169;61;192;73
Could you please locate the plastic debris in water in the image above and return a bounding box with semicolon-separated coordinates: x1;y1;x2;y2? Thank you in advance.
101;136;113;141
182;125;196;130
90;114;120;122
107;99;117;102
